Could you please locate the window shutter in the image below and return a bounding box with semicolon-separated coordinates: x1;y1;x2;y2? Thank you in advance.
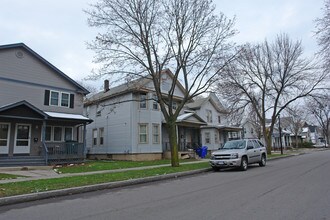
70;94;75;108
44;90;50;106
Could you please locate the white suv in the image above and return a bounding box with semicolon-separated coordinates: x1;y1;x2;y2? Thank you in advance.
210;139;267;171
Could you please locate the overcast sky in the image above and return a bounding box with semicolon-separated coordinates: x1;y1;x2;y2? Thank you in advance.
1;0;325;90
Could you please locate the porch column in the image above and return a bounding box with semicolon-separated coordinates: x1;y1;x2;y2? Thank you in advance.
42;120;48;165
83;123;87;157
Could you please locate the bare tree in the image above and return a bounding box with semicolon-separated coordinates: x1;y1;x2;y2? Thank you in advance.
85;0;236;166
306;94;330;147
217;34;327;154
283;104;307;148
315;0;330;73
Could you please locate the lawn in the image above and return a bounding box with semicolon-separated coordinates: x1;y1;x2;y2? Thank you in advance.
0;162;209;198
0;173;24;180
55;159;197;174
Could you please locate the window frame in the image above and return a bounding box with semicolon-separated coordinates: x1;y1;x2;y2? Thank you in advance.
64;127;73;141
49;90;71;108
0;123;10;147
53;126;63;142
50;91;60;106
61;92;70;107
152;124;160;144
99;128;104;146
139;93;148;109
152;94;159;110
206;109;213;123
205;132;211;144
92;129;98;146
139;124;148;144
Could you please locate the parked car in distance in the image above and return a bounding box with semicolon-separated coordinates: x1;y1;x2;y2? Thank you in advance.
209;139;267;171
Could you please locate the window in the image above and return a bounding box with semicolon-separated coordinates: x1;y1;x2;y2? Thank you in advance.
99;128;104;145
61;93;70;107
152;94;159;110
139;93;147;109
215;132;219;143
205;132;210;144
92;129;98;146
251;128;254;134
172;101;177;110
152;124;160;144
54;127;62;141
218;115;221;124
50;91;59;106
139;124;148;143
0;123;9;146
64;127;73;141
206;110;212;123
45;126;52;141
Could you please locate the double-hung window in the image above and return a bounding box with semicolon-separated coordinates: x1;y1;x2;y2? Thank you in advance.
152;124;160;144
50;91;59;106
99;128;104;145
48;91;71;108
61;93;70;107
152;94;159;110
139;93;147;109
139;124;148;144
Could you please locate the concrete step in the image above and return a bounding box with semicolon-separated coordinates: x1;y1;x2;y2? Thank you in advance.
0;156;46;167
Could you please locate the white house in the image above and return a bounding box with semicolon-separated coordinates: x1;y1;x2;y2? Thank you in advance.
84;70;240;160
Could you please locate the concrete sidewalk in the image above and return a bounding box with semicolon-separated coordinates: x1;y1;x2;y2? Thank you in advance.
0;160;209;184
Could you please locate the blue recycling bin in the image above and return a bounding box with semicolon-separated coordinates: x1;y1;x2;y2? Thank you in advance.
195;147;202;157
201;146;208;158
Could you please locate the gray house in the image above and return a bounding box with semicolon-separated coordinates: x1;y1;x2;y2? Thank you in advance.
0;43;92;166
84;70;240;160
185;93;242;150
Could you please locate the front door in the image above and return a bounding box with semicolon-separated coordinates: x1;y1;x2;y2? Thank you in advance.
14;124;31;154
0;123;10;154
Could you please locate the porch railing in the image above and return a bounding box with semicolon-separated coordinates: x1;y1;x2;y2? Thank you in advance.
46;142;85;164
163;142;200;151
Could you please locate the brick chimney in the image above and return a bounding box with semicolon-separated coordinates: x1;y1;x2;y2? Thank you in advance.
104;79;110;92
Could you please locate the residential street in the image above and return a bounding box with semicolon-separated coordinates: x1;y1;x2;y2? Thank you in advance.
0;150;330;220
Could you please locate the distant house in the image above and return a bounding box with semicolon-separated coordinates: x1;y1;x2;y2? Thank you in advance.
185;93;242;150
84;70;241;161
0;43;92;166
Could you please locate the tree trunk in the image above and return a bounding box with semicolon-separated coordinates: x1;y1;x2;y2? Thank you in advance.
265;134;272;155
295;135;299;148
166;117;180;167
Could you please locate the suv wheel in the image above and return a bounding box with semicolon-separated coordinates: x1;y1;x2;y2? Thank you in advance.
259;154;266;167
212;166;220;172
240;157;248;171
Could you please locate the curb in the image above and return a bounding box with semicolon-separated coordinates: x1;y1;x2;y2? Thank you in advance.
0;168;212;206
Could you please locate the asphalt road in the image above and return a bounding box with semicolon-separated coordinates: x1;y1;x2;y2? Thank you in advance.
1;150;330;220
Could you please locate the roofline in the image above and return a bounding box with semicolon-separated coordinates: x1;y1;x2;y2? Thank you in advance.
0;43;90;95
0;100;48;118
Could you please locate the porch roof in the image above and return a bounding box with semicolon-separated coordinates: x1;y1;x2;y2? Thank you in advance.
176;113;207;125
201;124;243;131
0;100;92;123
45;111;93;123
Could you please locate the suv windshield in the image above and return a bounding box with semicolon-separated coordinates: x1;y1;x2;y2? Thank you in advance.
222;140;246;149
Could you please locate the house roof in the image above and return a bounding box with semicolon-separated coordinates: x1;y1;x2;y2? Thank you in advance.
0;43;89;95
201;124;242;131
186;93;228;113
85;69;186;105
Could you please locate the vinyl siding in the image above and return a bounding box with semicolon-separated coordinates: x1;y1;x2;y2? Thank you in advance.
0;48;84;114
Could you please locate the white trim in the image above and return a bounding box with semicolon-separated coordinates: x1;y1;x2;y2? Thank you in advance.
138;123;148;144
49;90;70;108
14;123;31;154
0;123;11;154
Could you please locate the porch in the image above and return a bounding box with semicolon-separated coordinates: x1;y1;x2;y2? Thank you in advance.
0;101;92;166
